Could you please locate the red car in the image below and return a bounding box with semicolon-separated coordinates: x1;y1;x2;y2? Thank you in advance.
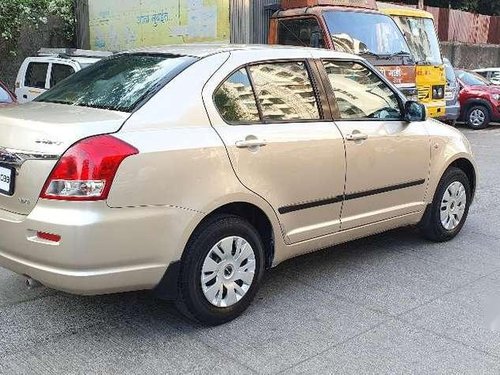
0;81;16;106
456;69;500;129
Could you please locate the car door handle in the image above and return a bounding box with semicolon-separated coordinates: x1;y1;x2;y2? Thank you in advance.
345;133;368;142
235;139;267;149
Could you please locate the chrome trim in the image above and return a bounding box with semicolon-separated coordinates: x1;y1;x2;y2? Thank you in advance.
0;147;59;167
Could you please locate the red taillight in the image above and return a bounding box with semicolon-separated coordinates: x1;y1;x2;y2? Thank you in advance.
40;135;138;201
37;231;61;243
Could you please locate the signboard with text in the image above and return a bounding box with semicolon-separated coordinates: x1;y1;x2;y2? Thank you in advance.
89;0;230;51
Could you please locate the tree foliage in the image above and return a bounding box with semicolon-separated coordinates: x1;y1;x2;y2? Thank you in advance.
377;0;500;16
0;0;74;55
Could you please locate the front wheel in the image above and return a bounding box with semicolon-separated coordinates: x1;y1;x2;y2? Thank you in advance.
419;167;471;242
176;215;265;325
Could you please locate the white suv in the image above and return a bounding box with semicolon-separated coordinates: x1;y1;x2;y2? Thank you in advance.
474;68;500;85
15;48;112;103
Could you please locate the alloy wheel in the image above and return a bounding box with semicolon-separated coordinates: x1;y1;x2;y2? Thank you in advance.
469;108;486;127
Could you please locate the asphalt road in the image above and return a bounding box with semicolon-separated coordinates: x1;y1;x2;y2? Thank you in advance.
1;125;500;374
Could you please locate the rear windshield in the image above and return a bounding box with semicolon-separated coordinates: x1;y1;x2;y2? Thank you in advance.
35;54;197;112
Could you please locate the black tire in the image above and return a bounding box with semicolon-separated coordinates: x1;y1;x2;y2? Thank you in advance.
419;167;471;242
176;214;265;325
466;105;490;130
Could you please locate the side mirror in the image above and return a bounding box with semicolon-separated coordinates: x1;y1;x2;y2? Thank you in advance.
404;101;426;122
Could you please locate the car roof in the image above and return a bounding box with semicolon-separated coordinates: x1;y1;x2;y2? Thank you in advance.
122;43;362;61
24;55;101;65
474;68;500;72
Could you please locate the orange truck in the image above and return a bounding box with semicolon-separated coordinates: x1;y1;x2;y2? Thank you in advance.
268;0;418;101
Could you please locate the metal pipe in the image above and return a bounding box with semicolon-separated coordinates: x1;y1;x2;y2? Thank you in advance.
25;277;43;288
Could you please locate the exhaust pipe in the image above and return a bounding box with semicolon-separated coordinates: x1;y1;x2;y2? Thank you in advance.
25;277;43;288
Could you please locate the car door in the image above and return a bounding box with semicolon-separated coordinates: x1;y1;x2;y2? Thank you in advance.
204;55;346;244
320;59;430;230
17;60;50;103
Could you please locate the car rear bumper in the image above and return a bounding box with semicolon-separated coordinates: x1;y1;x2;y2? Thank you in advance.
0;200;197;295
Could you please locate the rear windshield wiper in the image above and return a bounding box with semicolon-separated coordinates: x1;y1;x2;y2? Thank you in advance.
37;99;73;105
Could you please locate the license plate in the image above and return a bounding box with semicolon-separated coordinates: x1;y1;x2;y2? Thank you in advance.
0;165;15;196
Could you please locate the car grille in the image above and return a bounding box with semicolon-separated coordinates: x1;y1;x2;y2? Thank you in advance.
418;86;431;101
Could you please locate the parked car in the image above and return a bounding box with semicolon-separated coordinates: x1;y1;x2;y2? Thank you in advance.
0;80;16;106
439;58;460;125
0;45;476;325
456;69;500;129
474;68;500;85
15;48;112;103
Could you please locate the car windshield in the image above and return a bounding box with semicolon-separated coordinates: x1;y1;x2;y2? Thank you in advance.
0;86;12;103
323;10;410;56
391;16;442;65
456;70;491;86
35;54;197;112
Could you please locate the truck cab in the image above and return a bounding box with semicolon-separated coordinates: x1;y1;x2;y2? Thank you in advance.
378;3;446;119
269;0;417;101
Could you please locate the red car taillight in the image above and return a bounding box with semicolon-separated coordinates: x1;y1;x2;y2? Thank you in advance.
40;135;138;201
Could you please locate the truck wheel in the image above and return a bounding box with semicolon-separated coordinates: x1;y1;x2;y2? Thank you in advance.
176;215;265;325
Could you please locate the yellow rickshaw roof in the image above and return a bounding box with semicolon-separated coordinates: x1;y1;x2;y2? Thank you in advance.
377;3;434;19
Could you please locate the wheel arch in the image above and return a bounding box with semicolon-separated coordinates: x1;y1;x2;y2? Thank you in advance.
193;202;276;270
428;154;477;205
154;198;281;301
448;158;477;201
463;98;493;117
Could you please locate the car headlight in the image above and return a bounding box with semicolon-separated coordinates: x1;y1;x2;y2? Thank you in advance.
492;93;500;101
432;85;445;100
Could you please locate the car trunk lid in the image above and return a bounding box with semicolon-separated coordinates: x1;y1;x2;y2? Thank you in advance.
0;102;129;215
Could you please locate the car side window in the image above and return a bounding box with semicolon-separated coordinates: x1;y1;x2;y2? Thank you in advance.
214;68;260;124
25;62;49;89
0;87;11;103
248;62;321;121
50;64;76;87
322;60;402;121
278;18;325;48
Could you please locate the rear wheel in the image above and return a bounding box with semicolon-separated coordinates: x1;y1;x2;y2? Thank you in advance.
466;105;490;129
176;215;265;325
419;167;471;242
